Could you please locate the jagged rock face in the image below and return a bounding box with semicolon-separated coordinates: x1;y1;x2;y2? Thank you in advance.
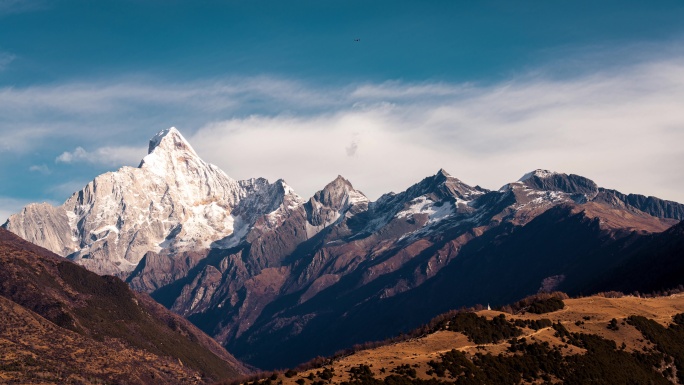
306;176;368;227
519;169;599;198
595;188;684;220
5;203;77;257
5;129;684;370
3;127;303;276
160;174;372;341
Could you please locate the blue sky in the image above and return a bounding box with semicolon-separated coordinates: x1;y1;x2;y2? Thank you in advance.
2;0;684;220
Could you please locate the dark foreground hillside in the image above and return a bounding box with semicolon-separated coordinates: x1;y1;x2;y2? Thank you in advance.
0;228;248;384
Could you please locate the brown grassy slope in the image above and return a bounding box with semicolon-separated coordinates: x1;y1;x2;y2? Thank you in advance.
0;228;248;384
0;295;202;384
254;295;684;385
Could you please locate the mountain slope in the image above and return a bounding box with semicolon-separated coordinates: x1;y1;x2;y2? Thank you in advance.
0;228;248;384
211;172;680;368
576;221;684;293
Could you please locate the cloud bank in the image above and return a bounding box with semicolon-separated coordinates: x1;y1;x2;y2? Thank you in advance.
188;59;684;201
55;146;145;166
1;56;683;206
0;197;38;223
0;76;340;154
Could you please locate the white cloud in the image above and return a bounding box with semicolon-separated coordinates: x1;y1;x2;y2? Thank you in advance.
351;81;472;100
55;145;145;166
28;164;50;174
55;146;87;163
187;58;684;202
0;76;335;117
0;76;340;154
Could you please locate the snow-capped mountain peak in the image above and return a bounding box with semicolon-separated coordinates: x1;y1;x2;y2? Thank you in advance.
3;127;301;276
518;169;559;182
314;175;368;209
139;127;206;176
422;169;482;201
147;127;194;154
303;176;368;228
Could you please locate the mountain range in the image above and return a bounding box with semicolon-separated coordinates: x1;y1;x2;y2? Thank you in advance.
4;127;683;369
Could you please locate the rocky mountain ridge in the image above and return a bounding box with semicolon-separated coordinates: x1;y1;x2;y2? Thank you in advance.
5;127;303;276
4;128;684;369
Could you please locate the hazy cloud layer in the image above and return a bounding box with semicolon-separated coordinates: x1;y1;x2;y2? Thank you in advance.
46;180;90;199
56;146;146;166
0;51;14;70
0;77;340;154
189;59;684;201
0;197;40;223
1;56;683;212
0;196;62;223
28;164;50;174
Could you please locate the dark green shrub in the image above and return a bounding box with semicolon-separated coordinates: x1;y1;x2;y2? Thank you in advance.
527;297;564;314
443;313;522;344
607;318;620;331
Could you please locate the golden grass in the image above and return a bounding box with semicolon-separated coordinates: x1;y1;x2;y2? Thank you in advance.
269;294;684;385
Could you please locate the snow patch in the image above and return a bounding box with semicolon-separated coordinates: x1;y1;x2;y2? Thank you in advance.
396;196;454;223
281;182;296;196
190;286;206;311
347;189;369;205
213;215;250;249
148;127;188;153
90;225;120;235
519;169;559;182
